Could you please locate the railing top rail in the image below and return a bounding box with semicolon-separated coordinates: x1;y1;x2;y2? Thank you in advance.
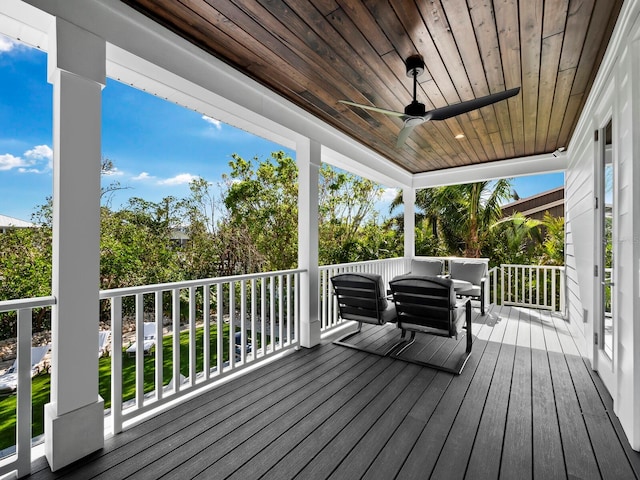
414;255;491;262
99;268;306;299
0;295;56;313
318;257;404;270
501;264;565;270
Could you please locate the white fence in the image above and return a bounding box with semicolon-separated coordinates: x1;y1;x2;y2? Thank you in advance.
499;264;565;313
100;268;303;433
318;258;566;333
0;296;55;479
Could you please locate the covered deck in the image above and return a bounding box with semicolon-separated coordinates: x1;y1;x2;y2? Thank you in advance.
26;304;640;480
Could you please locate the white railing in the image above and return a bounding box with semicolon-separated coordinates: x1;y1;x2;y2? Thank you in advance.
318;258;567;329
499;264;565;313
101;269;303;433
0;296;56;479
318;257;407;332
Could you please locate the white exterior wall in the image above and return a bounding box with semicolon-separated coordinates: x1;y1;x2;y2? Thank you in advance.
566;0;640;449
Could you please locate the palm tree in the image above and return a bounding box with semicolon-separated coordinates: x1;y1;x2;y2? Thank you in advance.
391;180;513;257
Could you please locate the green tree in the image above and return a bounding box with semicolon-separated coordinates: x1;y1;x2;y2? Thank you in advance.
393;180;513;257
318;165;387;264
223;151;298;271
536;213;565;265
0;212;52;337
100;204;180;291
488;212;542;265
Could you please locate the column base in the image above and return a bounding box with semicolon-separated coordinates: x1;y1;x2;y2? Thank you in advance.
300;319;321;348
45;397;104;471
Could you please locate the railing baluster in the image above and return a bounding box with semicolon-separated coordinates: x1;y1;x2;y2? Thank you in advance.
295;272;300;343
542;268;554;305
278;275;284;350
501;265;505;306
529;267;533;305
261;278;266;358
560;267;566;315
286;274;292;345
216;283;223;374
270;277;276;352
172;288;180;393
552;268;557;312
229;281;235;369
111;296;123;434
135;293;144;408
240;279;247;363
188;286;197;386
15;308;31;477
251;279;257;361
203;285;211;379
320;270;326;330
155;291;163;399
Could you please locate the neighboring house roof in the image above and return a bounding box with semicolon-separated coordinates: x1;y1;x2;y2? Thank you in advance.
170;230;190;241
501;187;565;220
0;214;34;229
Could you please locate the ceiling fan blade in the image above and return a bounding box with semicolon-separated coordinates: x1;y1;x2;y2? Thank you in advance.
427;87;521;121
338;100;406;118
397;123;417;148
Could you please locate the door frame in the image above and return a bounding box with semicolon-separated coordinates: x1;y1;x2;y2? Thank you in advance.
593;102;617;396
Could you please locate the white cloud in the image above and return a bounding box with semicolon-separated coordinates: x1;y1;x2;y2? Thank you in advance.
25;144;52;161
132;172;154;181
158;173;198;186
0;153;29;171
380;187;399;202
102;166;124;177
202;115;222;130
0;35;19;54
0;144;53;173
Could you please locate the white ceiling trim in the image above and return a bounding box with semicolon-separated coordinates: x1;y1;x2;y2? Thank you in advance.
412;152;568;189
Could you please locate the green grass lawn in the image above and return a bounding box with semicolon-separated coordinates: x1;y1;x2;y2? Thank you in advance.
0;324;233;452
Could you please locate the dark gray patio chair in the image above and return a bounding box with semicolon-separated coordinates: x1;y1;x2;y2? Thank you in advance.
449;259;488;315
389;275;472;374
331;273;398;355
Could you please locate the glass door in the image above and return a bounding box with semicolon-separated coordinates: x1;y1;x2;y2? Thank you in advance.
596;118;615;390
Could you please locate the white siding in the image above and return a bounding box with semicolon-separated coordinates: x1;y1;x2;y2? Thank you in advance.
566;1;640;450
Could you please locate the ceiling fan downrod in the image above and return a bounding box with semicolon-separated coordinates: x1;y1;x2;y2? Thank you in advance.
404;54;426;117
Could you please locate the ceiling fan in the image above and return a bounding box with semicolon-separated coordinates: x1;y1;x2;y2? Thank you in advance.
339;54;521;148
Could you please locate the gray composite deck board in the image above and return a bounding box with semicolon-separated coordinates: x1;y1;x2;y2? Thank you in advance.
27;305;640;480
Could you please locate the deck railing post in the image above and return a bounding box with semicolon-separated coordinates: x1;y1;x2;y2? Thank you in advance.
298;139;321;348
45;17;105;471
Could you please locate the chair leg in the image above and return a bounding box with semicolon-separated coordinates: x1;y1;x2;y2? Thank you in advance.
333;321;401;356
390;330;416;357
390;305;473;375
465;300;472;353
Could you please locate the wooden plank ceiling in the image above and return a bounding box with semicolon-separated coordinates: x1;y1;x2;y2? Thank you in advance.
122;0;623;175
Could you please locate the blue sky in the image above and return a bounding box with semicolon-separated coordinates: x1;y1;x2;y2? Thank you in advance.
0;34;563;223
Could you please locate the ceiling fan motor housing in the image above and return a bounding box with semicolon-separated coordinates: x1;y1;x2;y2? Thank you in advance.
405;100;426;117
405;54;425;77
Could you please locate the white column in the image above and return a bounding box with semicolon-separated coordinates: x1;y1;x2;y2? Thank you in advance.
403;187;416;260
45;18;105;471
298;139;321;348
